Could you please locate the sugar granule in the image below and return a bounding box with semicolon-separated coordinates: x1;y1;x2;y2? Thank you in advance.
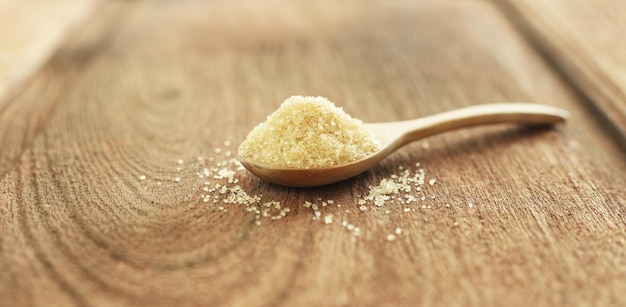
324;214;334;224
238;96;380;168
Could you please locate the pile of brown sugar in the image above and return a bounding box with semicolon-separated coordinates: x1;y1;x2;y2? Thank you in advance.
238;96;380;168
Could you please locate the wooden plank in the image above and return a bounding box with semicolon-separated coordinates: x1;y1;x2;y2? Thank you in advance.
0;0;101;108
497;0;626;148
0;1;624;306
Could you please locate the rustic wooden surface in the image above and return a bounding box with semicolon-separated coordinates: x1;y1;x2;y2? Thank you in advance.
499;0;626;149
0;0;101;108
1;1;625;306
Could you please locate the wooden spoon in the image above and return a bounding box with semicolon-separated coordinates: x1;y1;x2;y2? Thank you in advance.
239;103;568;187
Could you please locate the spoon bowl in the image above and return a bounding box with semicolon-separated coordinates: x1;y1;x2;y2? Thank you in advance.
239;103;569;187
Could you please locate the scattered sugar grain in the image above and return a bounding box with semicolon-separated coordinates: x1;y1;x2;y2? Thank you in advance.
386;234;397;241
359;168;427;208
429;179;436;185
139;175;146;180
174;177;181;182
324;214;334;224
193;139;439;234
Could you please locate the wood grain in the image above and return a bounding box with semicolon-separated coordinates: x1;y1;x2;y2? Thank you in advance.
498;0;626;148
0;1;625;306
0;0;101;108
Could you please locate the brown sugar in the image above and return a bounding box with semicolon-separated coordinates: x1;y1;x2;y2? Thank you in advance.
238;96;380;168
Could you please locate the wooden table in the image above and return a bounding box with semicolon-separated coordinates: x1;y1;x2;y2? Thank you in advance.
1;1;624;306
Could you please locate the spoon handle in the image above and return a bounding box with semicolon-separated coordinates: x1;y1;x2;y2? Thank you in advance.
372;103;568;147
